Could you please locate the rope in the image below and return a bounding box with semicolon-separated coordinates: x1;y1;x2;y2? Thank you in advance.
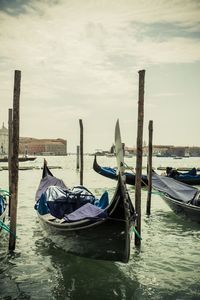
106;216;142;239
123;162;148;188
123;162;135;173
0;220;17;238
0;189;10;196
132;226;142;240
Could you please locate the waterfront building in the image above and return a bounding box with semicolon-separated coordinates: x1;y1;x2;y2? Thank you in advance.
19;137;67;156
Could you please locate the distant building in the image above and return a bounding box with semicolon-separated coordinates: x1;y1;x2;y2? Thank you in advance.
19;137;67;156
0;123;8;155
123;144;200;158
0;122;67;156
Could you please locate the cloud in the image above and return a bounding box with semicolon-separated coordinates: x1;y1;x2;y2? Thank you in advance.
0;0;200;151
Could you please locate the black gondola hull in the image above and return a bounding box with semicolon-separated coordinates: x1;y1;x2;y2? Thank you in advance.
38;214;132;262
173;177;200;185
93;155;148;186
161;194;200;223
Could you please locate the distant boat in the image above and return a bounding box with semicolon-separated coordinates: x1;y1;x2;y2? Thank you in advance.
166;167;200;185
94;150;105;156
156;153;170;157
105;153;115;157
0;155;36;163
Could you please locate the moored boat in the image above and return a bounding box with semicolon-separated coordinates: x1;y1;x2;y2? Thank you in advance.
0;156;36;163
93;155;148;186
35;160;136;263
152;172;200;223
166;167;200;185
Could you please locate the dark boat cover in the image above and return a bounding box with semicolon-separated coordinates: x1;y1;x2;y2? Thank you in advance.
152;173;198;203
64;203;107;222
0;195;6;215
35;174;68;202
35;174;109;219
166;167;197;177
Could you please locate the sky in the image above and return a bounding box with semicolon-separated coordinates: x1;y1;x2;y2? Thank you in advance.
0;0;200;153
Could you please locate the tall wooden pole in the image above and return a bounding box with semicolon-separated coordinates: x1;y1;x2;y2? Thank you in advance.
146;120;153;215
135;69;145;247
9;70;21;251
79;119;83;185
8;108;13;217
76;145;80;170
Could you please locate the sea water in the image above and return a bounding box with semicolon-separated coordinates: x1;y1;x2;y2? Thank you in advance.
0;155;200;300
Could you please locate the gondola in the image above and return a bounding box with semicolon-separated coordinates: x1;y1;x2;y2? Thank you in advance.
165;167;200;185
152;172;200;223
0;190;7;234
0;156;36;162
93;155;148;186
35;160;136;263
0;156;36;163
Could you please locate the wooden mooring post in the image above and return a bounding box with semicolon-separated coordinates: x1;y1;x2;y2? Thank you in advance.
79;119;83;185
135;69;145;247
8;108;13;217
76;145;80;170
9;70;21;252
146;120;153;215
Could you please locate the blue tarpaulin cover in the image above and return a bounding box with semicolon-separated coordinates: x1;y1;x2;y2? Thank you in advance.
35;174;109;219
152;173;198;203
35;175;68;202
64;203;107;222
0;195;6;215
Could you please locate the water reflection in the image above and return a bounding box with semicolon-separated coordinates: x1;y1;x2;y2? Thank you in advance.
34;236;140;300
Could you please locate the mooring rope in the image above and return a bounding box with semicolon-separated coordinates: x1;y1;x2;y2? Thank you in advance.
132;226;142;240
106;216;142;240
0;220;17;238
0;189;10;196
123;162;149;188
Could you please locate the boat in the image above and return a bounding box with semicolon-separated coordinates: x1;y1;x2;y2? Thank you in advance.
0;156;36;163
93;159;200;187
0;190;8;234
166;167;200;185
93;155;148;186
34;159;136;263
152;172;200;223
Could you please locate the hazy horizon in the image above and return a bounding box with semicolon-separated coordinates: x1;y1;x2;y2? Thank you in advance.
1;0;200;152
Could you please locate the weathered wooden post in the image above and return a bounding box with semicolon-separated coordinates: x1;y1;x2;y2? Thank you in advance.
76;145;80;170
146;120;153;215
8;108;13;217
135;69;145;247
9;70;21;251
79;119;83;185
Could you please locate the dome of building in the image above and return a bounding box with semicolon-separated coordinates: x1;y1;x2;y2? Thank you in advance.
0;123;8;134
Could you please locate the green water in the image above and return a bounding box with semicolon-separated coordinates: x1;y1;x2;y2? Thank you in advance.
0;156;200;300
